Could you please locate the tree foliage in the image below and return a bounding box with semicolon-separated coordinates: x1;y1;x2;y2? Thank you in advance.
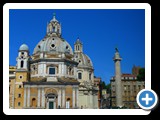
137;68;145;81
100;81;111;93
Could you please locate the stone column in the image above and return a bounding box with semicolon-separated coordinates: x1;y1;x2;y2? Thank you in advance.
62;88;65;108
37;87;41;107
58;88;62;107
75;87;79;108
41;87;45;108
27;86;30;107
62;64;64;74
23;86;27;108
113;49;123;107
58;64;62;76
64;65;66;75
90;92;93;109
72;87;75;108
43;64;46;76
73;66;77;78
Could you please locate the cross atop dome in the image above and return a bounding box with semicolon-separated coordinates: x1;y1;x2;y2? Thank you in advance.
51;13;58;22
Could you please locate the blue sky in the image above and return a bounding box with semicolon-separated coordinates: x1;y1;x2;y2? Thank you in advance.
9;9;145;84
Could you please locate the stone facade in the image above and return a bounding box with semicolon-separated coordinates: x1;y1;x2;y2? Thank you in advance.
9;14;99;109
110;74;144;108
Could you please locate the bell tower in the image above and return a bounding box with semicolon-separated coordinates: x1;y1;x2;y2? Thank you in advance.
14;44;30;108
74;38;83;53
17;44;29;70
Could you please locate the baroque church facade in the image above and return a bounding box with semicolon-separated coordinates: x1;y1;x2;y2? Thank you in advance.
9;14;100;109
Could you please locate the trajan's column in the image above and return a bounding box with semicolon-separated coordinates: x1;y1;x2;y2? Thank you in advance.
113;47;123;107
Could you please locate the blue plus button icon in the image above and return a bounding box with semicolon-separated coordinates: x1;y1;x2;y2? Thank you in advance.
137;89;158;110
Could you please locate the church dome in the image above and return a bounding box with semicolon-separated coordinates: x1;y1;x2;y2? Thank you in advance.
74;53;93;69
33;35;73;55
74;38;93;69
19;44;29;51
33;14;73;55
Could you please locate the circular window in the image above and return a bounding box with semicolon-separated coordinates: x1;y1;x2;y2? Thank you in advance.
19;75;23;79
21;52;24;55
21;56;24;59
38;45;41;49
79;60;81;63
50;44;55;48
52;38;54;40
66;45;69;49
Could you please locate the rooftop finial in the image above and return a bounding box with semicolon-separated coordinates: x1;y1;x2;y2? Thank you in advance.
53;13;56;17
51;12;58;22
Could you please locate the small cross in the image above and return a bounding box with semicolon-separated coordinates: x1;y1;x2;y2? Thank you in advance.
53;13;56;17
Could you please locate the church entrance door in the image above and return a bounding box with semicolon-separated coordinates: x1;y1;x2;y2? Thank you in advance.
49;101;54;109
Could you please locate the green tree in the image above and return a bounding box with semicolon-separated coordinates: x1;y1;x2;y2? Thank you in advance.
101;81;106;89
137;68;145;81
106;83;111;93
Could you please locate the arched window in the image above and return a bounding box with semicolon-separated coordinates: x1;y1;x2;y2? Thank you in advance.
89;73;92;80
53;27;55;32
20;60;24;68
68;67;72;75
77;45;79;51
78;73;82;79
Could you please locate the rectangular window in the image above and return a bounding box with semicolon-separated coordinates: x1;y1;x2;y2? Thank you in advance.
18;102;21;106
78;73;82;79
128;85;130;91
49;67;55;75
89;73;91;80
124;85;126;91
133;85;136;90
138;85;141;90
18;94;21;98
124;91;127;96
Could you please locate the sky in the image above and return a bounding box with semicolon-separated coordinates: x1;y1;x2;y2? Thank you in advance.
9;9;145;84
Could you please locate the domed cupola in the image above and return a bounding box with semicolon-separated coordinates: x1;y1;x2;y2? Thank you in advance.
19;44;29;51
46;13;61;37
33;14;73;55
74;38;93;69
